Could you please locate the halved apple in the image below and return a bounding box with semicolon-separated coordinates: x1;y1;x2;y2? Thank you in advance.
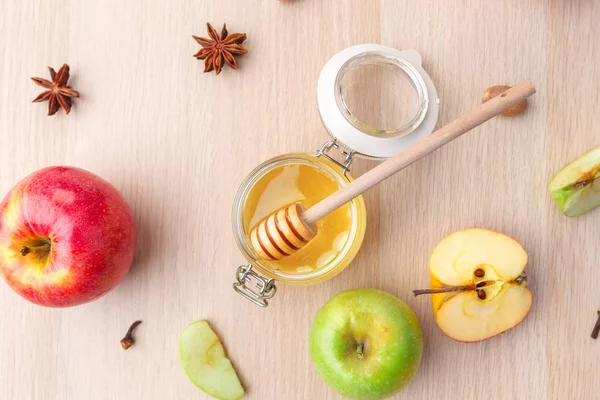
548;146;600;217
416;229;532;342
179;320;245;400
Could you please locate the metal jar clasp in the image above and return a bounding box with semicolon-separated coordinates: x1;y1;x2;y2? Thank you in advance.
233;265;277;308
316;138;354;176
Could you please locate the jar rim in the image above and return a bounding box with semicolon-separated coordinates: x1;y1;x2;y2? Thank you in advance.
334;51;429;138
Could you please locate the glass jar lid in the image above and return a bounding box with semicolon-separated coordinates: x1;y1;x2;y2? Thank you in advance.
317;44;439;159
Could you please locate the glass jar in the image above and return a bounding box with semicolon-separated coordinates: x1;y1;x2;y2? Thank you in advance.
232;44;439;307
317;45;439;159
232;151;367;294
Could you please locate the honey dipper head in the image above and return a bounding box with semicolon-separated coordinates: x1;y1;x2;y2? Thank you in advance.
250;203;317;261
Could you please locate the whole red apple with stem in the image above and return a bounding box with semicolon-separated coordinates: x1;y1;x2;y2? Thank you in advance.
0;166;137;307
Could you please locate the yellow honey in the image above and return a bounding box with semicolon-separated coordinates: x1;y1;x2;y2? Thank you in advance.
243;163;351;273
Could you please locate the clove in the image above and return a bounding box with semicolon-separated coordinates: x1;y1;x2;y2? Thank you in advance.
121;320;142;350
591;311;600;340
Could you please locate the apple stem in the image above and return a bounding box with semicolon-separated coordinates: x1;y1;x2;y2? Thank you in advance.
19;242;51;257
121;320;142;350
356;343;364;360
515;272;527;285
412;285;474;297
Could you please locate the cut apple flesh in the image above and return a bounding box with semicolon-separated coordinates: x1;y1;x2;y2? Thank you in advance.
430;229;528;286
429;229;532;342
434;282;532;342
548;146;600;217
179;321;244;400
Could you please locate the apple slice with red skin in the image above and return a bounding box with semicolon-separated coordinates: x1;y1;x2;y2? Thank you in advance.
414;229;532;343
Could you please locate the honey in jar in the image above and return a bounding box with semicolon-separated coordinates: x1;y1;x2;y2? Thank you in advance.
244;163;352;273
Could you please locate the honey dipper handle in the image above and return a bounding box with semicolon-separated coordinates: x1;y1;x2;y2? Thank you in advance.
302;80;536;225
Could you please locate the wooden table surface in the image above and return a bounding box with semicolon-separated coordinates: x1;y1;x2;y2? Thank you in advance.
1;1;600;399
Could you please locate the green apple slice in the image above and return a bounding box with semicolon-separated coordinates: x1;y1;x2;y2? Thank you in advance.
179;320;244;400
548;146;600;217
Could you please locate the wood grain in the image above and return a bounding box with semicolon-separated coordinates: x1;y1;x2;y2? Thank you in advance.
0;1;599;399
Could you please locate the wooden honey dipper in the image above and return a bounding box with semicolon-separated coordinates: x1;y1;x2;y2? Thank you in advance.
251;81;536;261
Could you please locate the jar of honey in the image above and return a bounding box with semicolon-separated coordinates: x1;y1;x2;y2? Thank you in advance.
232;45;439;307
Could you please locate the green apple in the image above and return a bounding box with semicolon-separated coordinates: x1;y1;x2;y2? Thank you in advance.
179;320;244;400
549;146;600;217
309;289;423;400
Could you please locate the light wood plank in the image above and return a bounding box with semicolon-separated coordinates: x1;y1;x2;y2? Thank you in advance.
0;0;598;399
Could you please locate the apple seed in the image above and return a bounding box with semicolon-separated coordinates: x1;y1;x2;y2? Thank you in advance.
474;268;485;278
477;290;487;300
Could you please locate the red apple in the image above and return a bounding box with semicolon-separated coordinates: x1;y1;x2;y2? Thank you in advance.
0;166;137;307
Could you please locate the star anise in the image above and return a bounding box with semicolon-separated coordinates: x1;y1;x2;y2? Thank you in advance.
193;23;248;75
31;64;80;116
